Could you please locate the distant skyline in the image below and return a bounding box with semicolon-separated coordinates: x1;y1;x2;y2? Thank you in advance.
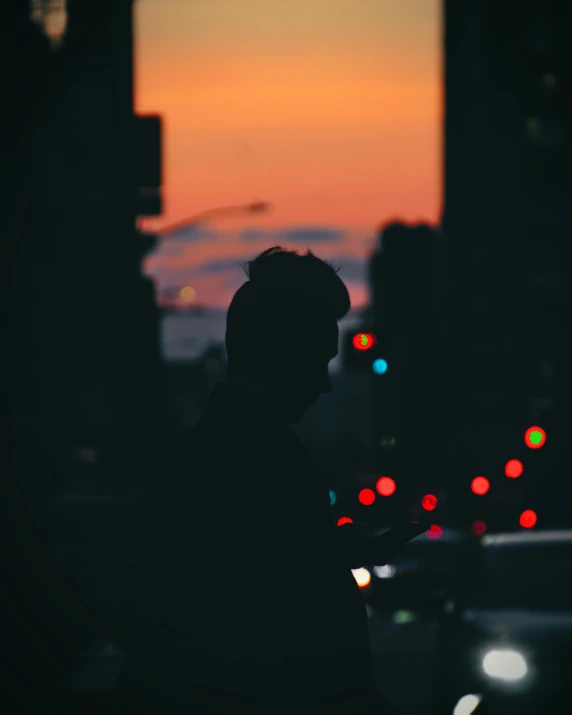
136;0;441;309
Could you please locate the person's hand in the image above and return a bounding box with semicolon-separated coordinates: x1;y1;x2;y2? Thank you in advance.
367;530;409;567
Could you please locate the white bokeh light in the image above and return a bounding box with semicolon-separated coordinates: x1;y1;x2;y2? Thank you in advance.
373;564;396;579
482;649;527;681
453;694;482;715
351;568;371;588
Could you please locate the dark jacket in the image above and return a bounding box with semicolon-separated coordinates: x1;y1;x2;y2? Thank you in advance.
115;380;380;713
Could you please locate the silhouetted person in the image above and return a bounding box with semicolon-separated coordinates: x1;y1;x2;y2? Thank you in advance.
115;246;399;714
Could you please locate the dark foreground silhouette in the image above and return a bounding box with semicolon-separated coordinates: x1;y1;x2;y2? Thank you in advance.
114;380;398;714
115;248;399;713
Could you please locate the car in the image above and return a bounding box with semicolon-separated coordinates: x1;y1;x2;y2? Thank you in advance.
363;528;481;620
435;529;572;715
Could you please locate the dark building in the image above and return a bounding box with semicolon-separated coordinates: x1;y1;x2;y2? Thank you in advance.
1;3;164;706
3;0;163;499
366;222;445;522
442;0;572;528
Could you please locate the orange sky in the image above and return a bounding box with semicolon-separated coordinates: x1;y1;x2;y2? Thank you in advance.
135;0;441;308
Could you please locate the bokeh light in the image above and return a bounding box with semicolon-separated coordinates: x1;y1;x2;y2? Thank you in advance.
379;434;396;450
422;494;438;511
358;488;376;506
352;333;376;351
392;610;417;624
427;524;443;540
471;476;490;495
453;693;482;715
337;517;353;526
520;510;537;528
351;568;371;588
376;476;396;497
524;426;546;449
482;650;528;681
471;520;487;536
373;358;388;375
179;285;196;303
373;564;396;579
505;459;524;478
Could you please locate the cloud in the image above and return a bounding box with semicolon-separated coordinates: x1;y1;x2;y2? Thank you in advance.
187;250;367;285
240;228;267;243
274;226;346;243
151;242;186;259
191;257;247;277
239;225;345;244
159;224;218;242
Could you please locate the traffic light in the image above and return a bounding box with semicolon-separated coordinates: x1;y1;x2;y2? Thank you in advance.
342;328;388;374
524;426;546;449
352;332;376;351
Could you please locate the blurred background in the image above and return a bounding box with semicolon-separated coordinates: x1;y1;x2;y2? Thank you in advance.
1;1;571;714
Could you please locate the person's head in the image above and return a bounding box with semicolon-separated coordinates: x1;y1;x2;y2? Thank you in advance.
225;246;351;424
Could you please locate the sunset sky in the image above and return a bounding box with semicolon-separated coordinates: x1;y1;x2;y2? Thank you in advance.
135;0;441;310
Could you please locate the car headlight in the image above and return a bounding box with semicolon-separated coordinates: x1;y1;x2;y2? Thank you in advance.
482;649;528;681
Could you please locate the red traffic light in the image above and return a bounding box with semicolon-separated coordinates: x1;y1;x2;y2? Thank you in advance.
376;476;396;496
358;488;376;506
524;426;546;449
471;476;490;495
505;459;524;478
519;510;537;528
471;520;487;536
352;333;376;351
421;494;438;511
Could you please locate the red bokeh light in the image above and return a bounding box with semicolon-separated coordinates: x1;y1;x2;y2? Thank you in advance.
427;524;443;540
376;476;396;497
520;510;537;529
358;488;376;506
337;517;354;526
471;476;490;495
471;520;487;536
422;494;438;511
524;426;546;449
352;332;376;351
505;459;524;478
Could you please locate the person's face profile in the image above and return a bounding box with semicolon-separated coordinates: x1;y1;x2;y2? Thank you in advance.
276;320;338;424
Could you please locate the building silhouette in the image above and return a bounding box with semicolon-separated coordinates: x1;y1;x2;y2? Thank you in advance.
1;2;164;708
442;0;572;527
366;221;445;521
3;0;163;499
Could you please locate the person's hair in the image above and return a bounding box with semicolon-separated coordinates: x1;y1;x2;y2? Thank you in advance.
225;246;350;373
